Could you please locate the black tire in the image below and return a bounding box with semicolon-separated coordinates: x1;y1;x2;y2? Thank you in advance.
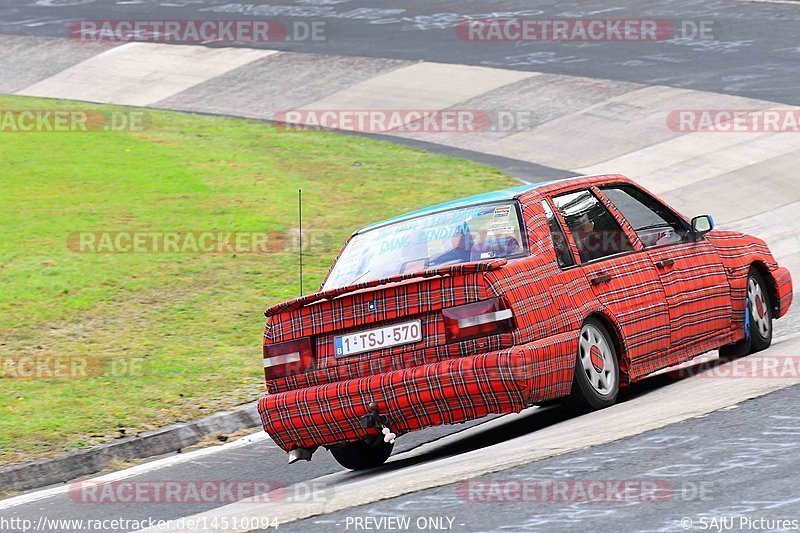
747;268;773;353
563;318;620;414
718;338;750;358
330;437;393;470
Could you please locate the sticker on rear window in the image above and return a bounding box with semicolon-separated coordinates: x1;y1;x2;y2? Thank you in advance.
493;206;511;220
487;225;515;236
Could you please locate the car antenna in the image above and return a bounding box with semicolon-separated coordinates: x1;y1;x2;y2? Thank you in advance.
298;188;304;297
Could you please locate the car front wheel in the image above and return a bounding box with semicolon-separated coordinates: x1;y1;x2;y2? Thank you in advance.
563;318;620;413
720;268;774;357
330;437;393;470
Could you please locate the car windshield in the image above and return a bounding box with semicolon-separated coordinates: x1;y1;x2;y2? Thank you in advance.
322;202;527;291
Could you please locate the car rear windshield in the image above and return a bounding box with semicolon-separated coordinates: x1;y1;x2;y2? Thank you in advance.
322;202;527;291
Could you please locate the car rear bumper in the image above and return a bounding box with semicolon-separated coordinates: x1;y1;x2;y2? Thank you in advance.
773;266;793;319
257;331;577;452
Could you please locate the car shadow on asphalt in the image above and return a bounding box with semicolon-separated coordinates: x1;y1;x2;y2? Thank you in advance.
334;352;741;481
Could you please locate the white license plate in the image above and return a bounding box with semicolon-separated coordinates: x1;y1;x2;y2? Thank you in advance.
334;320;422;357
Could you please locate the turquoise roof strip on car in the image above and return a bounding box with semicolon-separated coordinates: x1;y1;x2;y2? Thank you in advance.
355;182;548;235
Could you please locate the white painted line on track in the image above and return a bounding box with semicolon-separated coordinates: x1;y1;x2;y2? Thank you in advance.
139;333;800;532
0;432;271;511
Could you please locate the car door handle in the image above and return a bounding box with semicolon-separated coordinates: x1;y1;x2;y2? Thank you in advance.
655;258;675;269
591;273;613;285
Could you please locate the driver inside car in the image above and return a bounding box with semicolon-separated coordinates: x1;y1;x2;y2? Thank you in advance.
430;222;474;266
571;213;599;261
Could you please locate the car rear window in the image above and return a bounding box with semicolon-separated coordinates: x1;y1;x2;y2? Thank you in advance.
323;202;527;291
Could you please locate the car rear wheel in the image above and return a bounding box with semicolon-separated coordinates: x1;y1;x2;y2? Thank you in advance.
330;437;393;470
563;318;620;413
747;269;773;353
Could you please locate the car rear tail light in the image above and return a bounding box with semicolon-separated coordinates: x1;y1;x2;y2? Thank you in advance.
263;338;314;379
442;298;514;343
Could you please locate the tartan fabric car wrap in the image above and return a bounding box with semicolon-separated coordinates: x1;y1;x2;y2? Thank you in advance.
482;196;588;344
485;194;672;386
706;230;786;329
264;266;515;395
264;259;507;318
592;183;733;349
258;331;577;452
646;241;732;347
772;267;794;319
256;174;793;454
514;183;723;381
632;327;736;382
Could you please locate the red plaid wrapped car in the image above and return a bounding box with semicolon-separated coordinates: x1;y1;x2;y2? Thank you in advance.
258;174;793;469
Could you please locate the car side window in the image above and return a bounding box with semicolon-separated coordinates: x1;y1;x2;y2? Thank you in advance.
601;185;690;248
553;190;635;263
541;200;575;268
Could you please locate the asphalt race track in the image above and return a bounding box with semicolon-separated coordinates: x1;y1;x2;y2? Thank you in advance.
288;384;800;533
1;0;799;532
1;0;800;104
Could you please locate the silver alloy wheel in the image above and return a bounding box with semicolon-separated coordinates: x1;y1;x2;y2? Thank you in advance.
748;277;771;338
579;323;616;395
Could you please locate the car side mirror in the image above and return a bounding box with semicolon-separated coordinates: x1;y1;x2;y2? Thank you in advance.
691;215;714;240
